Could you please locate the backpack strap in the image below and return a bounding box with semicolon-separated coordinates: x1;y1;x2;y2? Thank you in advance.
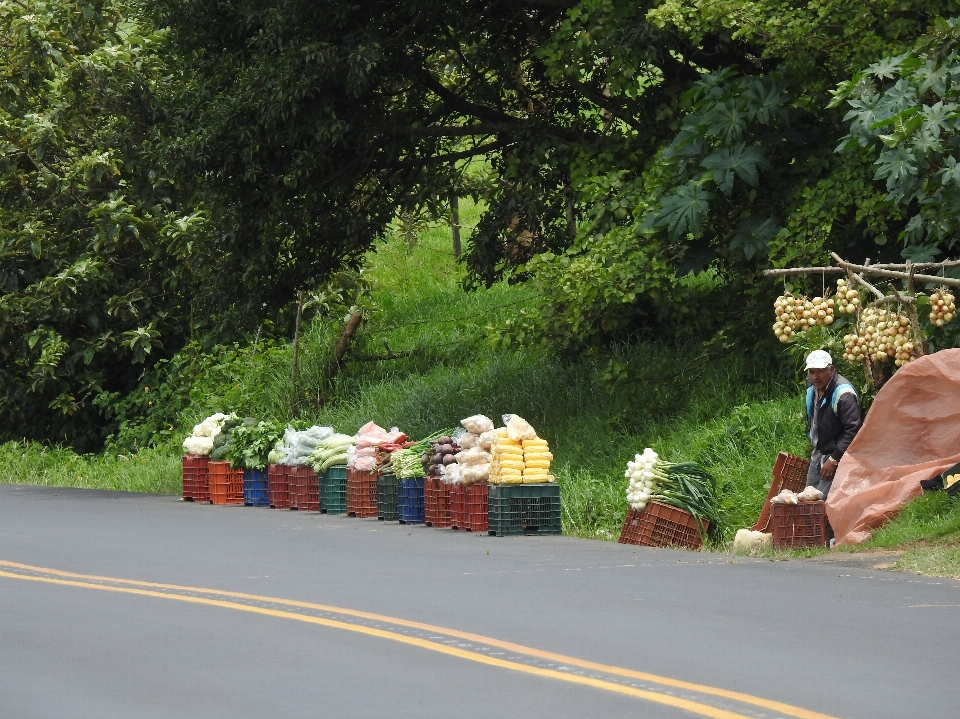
830;383;856;415
805;385;815;422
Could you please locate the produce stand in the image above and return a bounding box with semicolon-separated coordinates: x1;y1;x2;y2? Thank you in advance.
398;477;425;524
377;473;399;521
347;468;379;518
618;501;706;550
243;469;269;507
268;464;289;508
289;465;319;511
424;477;452;528
208;461;244;505
320;465;347;514
771;501;828;548
488;484;560;536
181;454;210;503
751;453;810;532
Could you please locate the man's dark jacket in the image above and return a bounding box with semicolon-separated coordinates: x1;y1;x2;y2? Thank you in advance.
805;371;863;462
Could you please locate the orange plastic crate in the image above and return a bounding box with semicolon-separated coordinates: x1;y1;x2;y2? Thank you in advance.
464;482;488;532
771;501;828;548
751;452;810;532
347;468;378;517
450;482;466;530
289;466;319;511
424;477;452;528
181;455;209;502
268;464;289;508
618;501;707;550
208;461;243;505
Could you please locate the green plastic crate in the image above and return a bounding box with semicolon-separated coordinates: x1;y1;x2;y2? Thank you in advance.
377;473;399;521
321;465;348;514
487;483;561;537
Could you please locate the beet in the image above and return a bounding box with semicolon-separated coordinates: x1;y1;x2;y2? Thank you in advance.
440;443;454;454
437;436;452;446
442;454;457;465
432;452;443;464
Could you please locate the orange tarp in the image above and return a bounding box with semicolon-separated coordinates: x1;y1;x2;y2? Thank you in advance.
828;349;960;546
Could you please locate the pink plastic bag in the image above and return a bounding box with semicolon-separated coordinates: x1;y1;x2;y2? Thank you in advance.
828;349;960;546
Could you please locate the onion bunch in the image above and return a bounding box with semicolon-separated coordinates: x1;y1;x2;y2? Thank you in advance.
834;278;860;314
772;293;834;343
625;449;722;540
929;289;956;327
842;307;915;366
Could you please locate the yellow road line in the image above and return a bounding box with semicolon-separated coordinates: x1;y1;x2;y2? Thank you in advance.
1;569;748;719
0;560;841;719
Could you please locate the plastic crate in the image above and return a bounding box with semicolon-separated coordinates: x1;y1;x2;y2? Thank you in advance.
751;452;811;532
771;501;828;548
289;466;319;512
618;501;706;550
424;477;452;528
321;466;348;514
944;462;960;496
487;483;561;537
347;468;379;518
465;482;489;532
209;462;244;505
377;473;399;521
243;468;269;507
181;455;209;502
450;483;466;530
398;478;425;525
268;464;290;509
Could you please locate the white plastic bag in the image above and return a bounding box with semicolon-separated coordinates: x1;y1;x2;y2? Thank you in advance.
461;414;494;434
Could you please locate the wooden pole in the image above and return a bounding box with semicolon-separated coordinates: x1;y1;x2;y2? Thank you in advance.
288;292;303;416
449;162;461;259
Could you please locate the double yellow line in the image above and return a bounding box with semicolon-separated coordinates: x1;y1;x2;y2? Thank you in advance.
0;560;840;719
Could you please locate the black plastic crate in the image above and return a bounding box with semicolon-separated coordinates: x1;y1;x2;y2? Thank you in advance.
398;477;424;525
243;469;269;507
487;484;561;537
944;462;960;496
378;473;399;521
321;465;348;514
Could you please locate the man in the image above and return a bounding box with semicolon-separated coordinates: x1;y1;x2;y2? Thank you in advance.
804;350;862;500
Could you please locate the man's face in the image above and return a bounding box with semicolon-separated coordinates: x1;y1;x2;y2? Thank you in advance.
808;365;834;392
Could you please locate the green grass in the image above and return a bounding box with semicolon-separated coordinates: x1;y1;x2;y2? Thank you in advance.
0;440;181;494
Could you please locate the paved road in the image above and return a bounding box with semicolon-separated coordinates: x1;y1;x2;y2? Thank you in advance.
1;483;958;719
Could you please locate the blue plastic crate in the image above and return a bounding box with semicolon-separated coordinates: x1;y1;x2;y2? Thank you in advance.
398;477;424;525
243;469;270;507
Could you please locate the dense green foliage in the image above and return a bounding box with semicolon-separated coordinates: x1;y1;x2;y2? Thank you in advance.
3;0;960;450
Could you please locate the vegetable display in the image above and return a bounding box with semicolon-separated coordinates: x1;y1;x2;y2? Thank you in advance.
625;448;721;539
448;415;494;484
181;413;230;456
228;420;284;470
929;289;956;327
489;415;554;485
308;433;354;473
842;307;915;366
772;291;835;343
421;434;459;477
210;416;247;461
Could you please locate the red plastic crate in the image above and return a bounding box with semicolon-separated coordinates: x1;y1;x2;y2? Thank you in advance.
751;452;811;532
208;461;243;505
181;455;209;502
347;468;379;518
771;501;828;548
450;483;466;530
424;477;452;528
618;501;707;550
268;464;289;509
289;466;319;511
464;482;488;532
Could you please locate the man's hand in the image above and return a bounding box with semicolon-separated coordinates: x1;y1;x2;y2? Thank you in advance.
820;456;838;480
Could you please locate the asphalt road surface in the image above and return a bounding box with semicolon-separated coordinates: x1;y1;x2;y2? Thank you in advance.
1;483;958;719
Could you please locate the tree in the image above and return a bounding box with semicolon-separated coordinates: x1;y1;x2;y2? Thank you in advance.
0;0;201;449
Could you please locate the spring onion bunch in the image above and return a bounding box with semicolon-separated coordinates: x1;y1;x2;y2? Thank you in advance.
625;448;722;540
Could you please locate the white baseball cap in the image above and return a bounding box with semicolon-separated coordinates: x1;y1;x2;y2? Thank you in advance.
805;350;833;370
